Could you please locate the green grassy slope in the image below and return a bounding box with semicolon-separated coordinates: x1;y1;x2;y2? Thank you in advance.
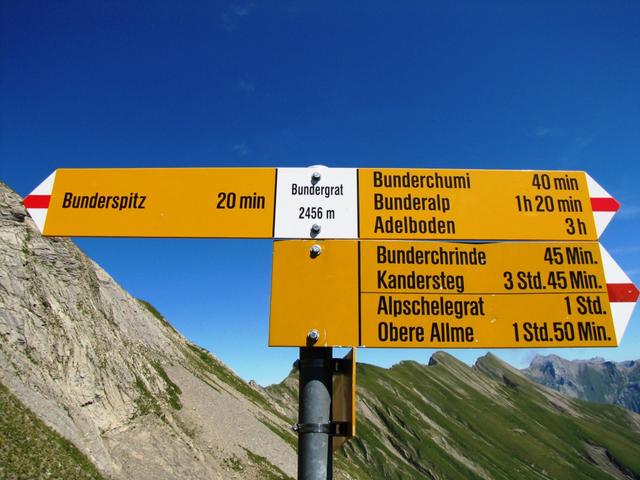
269;352;640;480
0;379;107;480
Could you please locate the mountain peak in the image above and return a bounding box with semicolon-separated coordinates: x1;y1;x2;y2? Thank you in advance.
474;352;509;371
427;350;457;366
530;354;608;367
523;355;640;412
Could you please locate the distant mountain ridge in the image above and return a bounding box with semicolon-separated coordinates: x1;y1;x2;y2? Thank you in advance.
523;354;640;413
2;179;640;479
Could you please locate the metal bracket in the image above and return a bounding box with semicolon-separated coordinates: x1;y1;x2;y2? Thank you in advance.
331;421;351;437
297;358;331;369
292;422;351;437
332;358;352;375
293;358;351;375
293;358;352;375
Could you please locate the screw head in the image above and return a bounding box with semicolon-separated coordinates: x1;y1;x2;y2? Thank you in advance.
311;224;321;234
307;329;320;343
310;244;322;257
311;171;321;182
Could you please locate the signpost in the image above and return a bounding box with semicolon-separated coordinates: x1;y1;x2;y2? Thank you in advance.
23;165;638;480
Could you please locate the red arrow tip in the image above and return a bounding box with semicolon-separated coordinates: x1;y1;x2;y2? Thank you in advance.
591;197;620;212
607;283;639;303
23;195;51;209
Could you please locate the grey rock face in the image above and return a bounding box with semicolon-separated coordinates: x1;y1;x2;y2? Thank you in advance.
0;182;295;479
523;354;640;413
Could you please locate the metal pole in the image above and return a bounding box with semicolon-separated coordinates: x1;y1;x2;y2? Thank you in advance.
298;346;333;480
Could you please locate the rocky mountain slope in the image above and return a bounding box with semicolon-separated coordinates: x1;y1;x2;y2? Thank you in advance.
523;354;640;413
2;179;640;479
0;181;296;479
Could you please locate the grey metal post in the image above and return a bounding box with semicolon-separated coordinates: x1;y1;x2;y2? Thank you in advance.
298;346;333;480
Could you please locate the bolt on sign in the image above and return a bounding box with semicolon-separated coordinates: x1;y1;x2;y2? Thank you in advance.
24;167;618;240
269;240;638;348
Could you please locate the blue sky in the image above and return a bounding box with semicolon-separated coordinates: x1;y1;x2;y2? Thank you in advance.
2;1;639;385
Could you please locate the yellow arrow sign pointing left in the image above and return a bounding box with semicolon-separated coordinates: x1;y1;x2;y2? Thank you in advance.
23;168;277;238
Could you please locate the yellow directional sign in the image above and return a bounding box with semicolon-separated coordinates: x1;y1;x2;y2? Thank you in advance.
25;168;277;237
269;240;622;348
358;169;612;241
25;167;619;240
269;240;359;347
361;292;615;348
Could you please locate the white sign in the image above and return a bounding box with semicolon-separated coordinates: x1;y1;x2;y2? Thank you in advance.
274;167;358;239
